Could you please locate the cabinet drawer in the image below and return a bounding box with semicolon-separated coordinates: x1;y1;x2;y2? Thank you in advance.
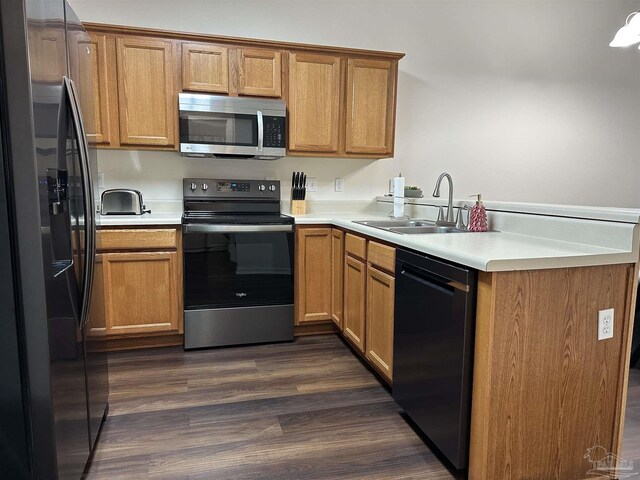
99;228;177;251
345;233;366;260
368;241;395;274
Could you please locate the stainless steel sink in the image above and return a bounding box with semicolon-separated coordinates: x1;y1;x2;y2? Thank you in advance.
389;226;466;234
353;219;467;235
353;219;436;229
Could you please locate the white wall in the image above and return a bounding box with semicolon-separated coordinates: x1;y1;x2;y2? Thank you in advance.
70;0;640;208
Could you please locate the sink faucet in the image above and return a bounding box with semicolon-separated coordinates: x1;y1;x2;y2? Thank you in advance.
432;172;455;225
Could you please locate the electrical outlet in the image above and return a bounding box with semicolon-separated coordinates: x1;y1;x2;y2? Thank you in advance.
598;308;614;340
307;177;317;192
97;172;105;189
335;178;344;192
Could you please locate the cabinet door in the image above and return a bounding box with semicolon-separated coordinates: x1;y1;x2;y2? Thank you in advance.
331;229;344;329
288;53;341;153
295;227;332;324
345;58;395;155
103;251;180;335
238;48;282;97
344;254;366;352
116;36;176;146
366;265;395;381
75;32;112;145
182;42;229;93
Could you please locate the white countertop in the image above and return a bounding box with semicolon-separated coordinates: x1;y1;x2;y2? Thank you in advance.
98;208;639;272
293;212;638;272
99;212;182;226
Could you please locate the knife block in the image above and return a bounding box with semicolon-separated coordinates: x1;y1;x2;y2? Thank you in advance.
291;200;307;215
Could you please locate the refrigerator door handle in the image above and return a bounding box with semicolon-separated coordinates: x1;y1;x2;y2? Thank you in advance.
63;76;95;329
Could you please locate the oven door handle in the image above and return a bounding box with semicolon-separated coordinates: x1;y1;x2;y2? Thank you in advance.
183;224;294;234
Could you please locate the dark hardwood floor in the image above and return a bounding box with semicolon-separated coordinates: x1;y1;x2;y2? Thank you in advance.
86;335;640;479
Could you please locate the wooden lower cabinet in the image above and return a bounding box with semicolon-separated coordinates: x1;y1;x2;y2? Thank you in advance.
103;251;180;335
94;227;183;350
331;229;344;328
365;265;394;381
343;254;366;352
295;227;332;324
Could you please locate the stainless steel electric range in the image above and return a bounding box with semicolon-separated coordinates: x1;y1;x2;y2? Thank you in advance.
182;178;295;349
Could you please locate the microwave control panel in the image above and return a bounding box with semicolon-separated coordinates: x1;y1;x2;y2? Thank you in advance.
263;116;286;148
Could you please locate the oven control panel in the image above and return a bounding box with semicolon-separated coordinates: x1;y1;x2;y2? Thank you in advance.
183;178;280;199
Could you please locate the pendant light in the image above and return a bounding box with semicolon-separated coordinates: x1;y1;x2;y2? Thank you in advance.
610;11;640;48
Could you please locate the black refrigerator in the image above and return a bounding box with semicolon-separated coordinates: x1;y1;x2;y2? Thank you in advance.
0;0;109;478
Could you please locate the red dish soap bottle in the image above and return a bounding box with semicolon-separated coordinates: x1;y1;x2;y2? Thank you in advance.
468;194;488;232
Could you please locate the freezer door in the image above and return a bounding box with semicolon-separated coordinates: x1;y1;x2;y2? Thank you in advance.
65;1;109;454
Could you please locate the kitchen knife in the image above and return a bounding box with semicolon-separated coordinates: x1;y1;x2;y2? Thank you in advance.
301;173;306;200
294;172;299;200
291;171;296;200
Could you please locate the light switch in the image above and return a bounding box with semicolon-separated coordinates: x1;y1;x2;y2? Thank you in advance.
335;178;343;192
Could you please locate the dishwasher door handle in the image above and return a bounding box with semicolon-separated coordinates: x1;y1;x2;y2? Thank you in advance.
400;267;469;293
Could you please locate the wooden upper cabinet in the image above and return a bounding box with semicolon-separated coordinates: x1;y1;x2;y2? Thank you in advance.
295;227;332;324
182;42;229;93
115;36;176;146
237;48;282;97
288;53;341;153
345;58;396;155
75;32;112;145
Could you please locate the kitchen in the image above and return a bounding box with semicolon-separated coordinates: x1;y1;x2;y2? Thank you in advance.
1;0;640;478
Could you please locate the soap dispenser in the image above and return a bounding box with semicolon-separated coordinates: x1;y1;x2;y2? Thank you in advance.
468;194;488;232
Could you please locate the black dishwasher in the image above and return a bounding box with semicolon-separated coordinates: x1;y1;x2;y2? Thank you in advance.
392;249;476;470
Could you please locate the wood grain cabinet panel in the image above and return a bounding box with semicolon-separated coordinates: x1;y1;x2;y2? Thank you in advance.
331;229;344;329
238;48;282;97
103;251;180;335
74;32;112;145
345;58;395;155
182;42;229;93
343;254;366;352
367;240;395;273
345;233;367;261
295;227;332;324
116;36;176;146
288;53;341;153
469;264;635;480
365;265;394;381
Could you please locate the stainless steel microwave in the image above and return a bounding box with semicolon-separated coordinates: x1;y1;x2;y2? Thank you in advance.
178;93;286;160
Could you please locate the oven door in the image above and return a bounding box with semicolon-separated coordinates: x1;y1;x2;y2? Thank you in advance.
183;224;294;310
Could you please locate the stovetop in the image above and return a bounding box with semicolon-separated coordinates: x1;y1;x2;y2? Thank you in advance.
183;178;292;225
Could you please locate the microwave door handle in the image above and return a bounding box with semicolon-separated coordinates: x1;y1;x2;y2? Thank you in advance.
257;110;264;152
64;76;95;329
